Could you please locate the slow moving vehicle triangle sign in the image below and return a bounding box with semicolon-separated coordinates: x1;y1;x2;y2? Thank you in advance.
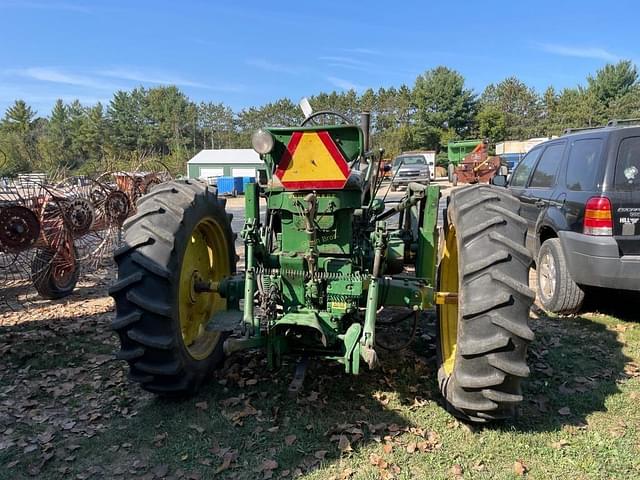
274;131;350;189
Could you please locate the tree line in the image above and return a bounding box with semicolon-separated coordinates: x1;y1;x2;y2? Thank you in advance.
1;60;639;178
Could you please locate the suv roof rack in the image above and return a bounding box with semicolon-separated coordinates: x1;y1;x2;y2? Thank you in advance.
562;125;604;135
607;118;640;127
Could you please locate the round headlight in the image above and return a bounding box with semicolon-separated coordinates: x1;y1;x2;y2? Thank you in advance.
251;129;274;154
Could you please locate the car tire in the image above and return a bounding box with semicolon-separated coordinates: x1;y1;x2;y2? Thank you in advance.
536;238;585;314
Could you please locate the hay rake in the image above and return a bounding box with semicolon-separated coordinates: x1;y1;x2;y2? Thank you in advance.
0;161;172;310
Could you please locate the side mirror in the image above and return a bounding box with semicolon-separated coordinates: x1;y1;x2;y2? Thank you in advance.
491;175;508;187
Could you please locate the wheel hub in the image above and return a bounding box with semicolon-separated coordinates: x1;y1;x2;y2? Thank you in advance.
0;205;41;252
178;217;230;360
539;251;556;299
63;199;95;236
104;190;130;225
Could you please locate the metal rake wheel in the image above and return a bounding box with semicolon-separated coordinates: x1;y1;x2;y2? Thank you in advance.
0;177;52;308
54;175;125;271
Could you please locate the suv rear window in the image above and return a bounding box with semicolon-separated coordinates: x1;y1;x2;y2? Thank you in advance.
529;143;564;188
615;137;640;190
566;138;602;191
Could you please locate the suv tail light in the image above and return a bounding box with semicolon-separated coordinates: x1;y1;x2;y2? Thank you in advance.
583;196;613;236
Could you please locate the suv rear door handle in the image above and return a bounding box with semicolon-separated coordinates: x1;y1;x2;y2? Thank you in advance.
535;200;546;209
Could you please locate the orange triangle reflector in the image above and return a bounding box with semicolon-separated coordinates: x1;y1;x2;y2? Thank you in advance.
274;131;350;189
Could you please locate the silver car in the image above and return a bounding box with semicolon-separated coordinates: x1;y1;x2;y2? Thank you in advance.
390;155;431;190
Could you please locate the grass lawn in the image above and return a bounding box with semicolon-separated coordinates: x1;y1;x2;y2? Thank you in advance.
1;274;639;479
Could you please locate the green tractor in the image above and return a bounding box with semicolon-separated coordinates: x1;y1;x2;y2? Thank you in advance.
109;111;534;422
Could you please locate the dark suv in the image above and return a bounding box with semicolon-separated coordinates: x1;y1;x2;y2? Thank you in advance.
495;121;640;314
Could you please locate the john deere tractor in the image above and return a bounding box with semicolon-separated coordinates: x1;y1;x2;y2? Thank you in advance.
109;111;534;422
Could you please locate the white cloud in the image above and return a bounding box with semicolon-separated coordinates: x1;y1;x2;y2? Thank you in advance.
97;68;243;92
10;67;119;90
538;43;619;62
0;82;108;108
245;59;300;75
319;56;373;67
326;76;362;91
341;48;382;56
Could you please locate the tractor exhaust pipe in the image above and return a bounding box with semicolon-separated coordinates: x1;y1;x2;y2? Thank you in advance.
360;111;371;152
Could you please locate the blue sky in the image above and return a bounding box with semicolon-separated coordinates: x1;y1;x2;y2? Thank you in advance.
0;0;637;116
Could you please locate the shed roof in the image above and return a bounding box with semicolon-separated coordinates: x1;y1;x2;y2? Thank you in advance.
187;149;264;166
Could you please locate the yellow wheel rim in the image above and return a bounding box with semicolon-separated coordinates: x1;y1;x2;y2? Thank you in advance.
178;216;230;360
439;225;459;376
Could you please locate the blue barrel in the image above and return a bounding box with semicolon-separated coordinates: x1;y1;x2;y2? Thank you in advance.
217;176;236;195
233;176;244;194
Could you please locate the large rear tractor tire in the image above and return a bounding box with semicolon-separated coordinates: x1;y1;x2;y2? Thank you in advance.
436;184;534;422
109;180;236;395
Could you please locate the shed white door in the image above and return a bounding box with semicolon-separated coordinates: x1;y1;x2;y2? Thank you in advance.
199;167;224;178
231;167;256;177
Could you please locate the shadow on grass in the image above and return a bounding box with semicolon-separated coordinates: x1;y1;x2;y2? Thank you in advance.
582;287;640;323
1;268;113;316
0;296;634;478
85;329;436;478
0;308;434;479
507;312;630;434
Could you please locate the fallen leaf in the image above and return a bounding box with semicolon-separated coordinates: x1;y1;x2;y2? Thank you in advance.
558;407;571;416
152;464;169;478
61;420;76;430
383;443;394;454
551;439;570;449
215;454;233;474
37;431;55;444
195;401;208;411
339;468;354;479
153;432;168;447
369;453;387;469
261;459;278;471
337;435;352;452
285;435;297;446
314;450;328;460
189;424;205;434
514;459;528;476
450;464;463;478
